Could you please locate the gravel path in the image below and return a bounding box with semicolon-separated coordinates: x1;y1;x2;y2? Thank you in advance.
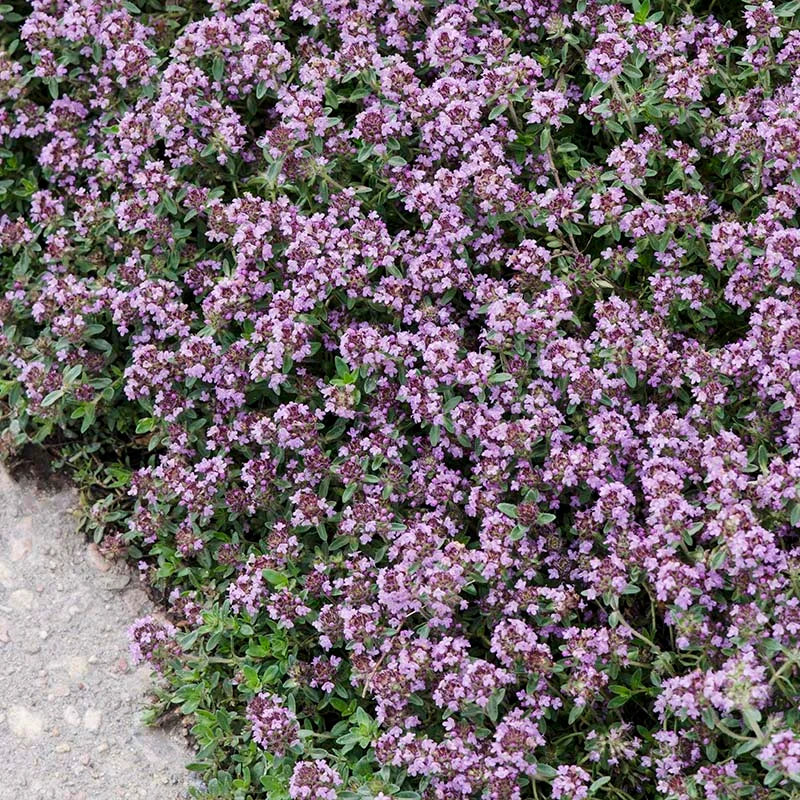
0;465;194;800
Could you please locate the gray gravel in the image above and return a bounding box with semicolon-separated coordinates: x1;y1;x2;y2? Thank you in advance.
0;465;195;800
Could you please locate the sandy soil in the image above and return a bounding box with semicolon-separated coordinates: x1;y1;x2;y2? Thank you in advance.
0;465;195;800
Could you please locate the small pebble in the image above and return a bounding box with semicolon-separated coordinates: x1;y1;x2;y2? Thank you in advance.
83;708;102;733
86;544;110;573
63;706;80;727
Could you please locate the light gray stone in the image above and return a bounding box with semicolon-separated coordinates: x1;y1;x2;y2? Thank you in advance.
7;705;44;740
9;589;34;610
83;708;102;733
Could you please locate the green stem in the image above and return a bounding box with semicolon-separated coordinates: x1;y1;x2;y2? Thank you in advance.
715;721;753;743
610;78;637;137
768;658;796;686
320;171;348;194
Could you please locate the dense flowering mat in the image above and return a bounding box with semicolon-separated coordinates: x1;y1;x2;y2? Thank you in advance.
2;0;800;797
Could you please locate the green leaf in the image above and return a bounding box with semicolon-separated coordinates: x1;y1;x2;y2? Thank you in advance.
621;365;637;388
266;158;283;182
486;688;504;722
80;404;96;434
633;0;650;22
242;664;260;689
262;568;288;587
757;444;769;472
733;737;761;755
63;364;82;383
135;417;155;433
498;503;518;519
590;777;611;793
764;768;783;787
212;56;224;82
742;707;761;733
335;356;350;378
42;389;64;407
509;524;527;541
162;193;178;215
356;144;375;163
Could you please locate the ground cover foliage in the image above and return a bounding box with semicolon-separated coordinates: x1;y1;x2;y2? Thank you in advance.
2;0;800;797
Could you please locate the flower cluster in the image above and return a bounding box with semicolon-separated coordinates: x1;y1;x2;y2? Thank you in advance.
127;616;179;672
289;759;342;799
3;0;800;798
246;691;300;755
